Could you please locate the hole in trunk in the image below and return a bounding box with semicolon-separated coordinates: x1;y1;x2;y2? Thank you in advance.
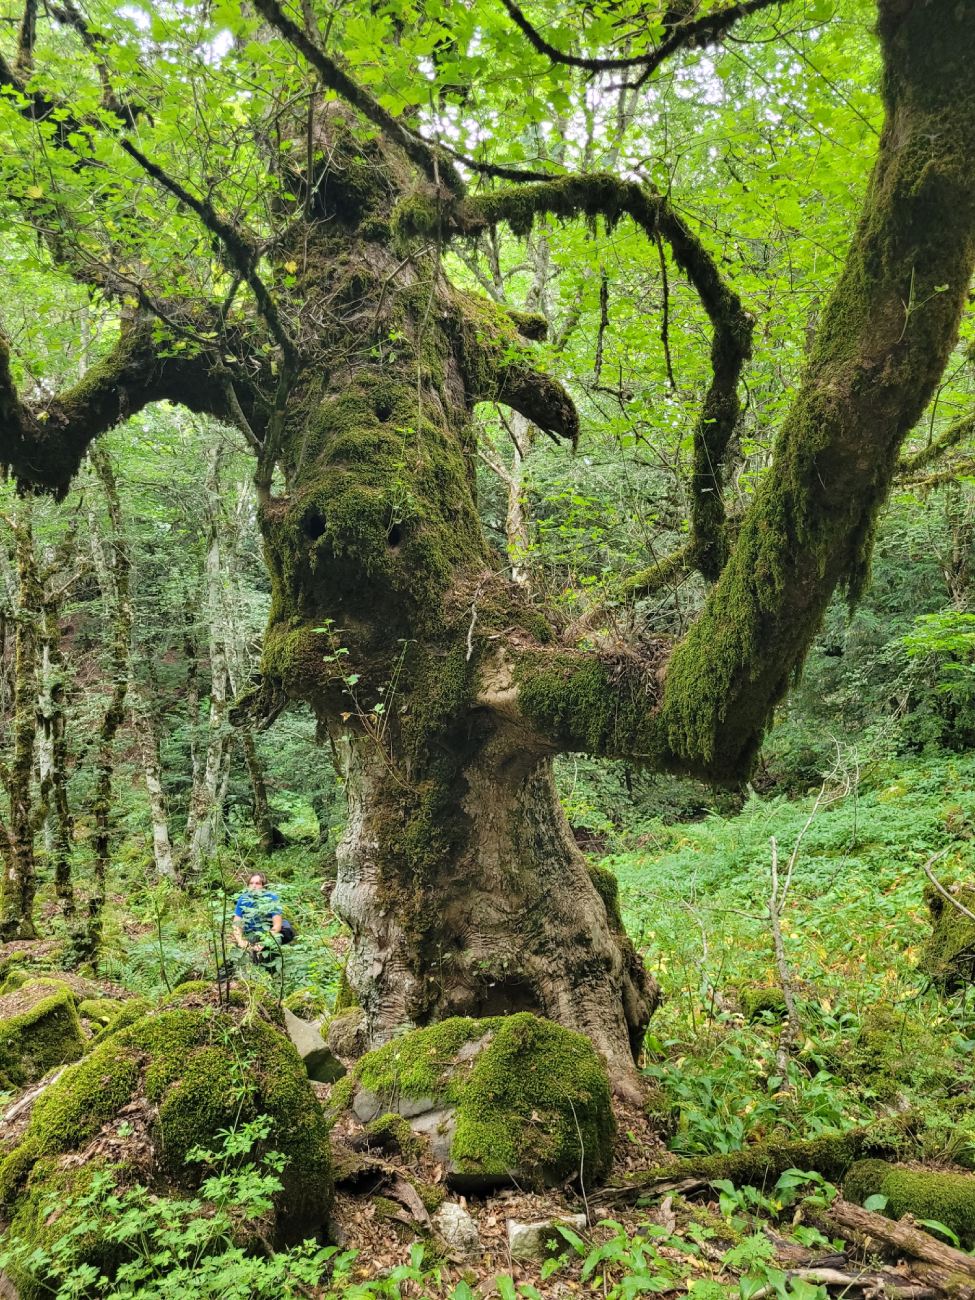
471;973;538;1018
375;398;394;421
303;509;327;541
387;522;403;548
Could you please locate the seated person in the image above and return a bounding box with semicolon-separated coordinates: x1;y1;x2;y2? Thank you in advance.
232;872;284;962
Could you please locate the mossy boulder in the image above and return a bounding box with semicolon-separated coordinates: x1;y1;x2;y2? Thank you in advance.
0;991;333;1294
833;1005;954;1099
283;987;330;1022
920;878;975;993
0;980;86;1090
739;984;788;1021
332;1013;615;1192
845;1159;975;1248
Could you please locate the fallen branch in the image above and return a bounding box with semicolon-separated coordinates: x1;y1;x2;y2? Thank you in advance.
825;1198;975;1281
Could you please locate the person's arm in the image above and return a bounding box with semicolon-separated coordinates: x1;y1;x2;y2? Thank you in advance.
232;899;250;949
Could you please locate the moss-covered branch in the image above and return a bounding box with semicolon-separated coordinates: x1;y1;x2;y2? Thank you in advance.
898;411;975;476
453;292;579;444
407;174;752;579
0;321;232;497
656;0;975;781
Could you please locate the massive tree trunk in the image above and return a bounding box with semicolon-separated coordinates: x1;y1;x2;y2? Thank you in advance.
254;132;654;1089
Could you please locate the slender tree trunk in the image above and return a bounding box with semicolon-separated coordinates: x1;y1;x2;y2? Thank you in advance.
184;444;231;872
131;664;177;881
81;445;132;963
0;509;40;939
40;602;74;916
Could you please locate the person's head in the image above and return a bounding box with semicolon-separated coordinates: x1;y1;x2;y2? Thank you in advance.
248;872;268;892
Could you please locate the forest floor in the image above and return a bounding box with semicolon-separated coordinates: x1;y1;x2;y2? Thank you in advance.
2;751;975;1296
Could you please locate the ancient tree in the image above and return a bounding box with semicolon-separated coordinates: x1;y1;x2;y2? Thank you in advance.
0;0;973;1091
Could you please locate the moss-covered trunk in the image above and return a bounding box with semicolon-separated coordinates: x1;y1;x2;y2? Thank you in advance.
256;149;651;1086
331;730;654;1091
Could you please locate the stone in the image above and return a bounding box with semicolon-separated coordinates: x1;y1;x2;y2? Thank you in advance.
327;1007;368;1060
283;1007;346;1084
333;1013;616;1192
433;1202;481;1260
507;1215;588;1262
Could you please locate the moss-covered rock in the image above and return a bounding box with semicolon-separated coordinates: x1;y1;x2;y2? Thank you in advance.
283;987;330;1021
334;1013;615;1192
0;980;86;1090
739;984;788;1021
832;1005;954;1099
920;878;975;993
77;996;121;1027
845;1159;975;1247
0;990;333;1295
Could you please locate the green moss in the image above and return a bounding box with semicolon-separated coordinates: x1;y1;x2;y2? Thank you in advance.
845;1160;975;1247
338;1013;615;1189
3;1156;126;1300
365;1112;422;1160
1;998;333;1248
516;652;669;764
0;981;86;1090
920;877;975;992
739;985;787;1022
284;987;330;1021
623;1128;905;1194
78;996;121;1026
334;968;359;1013
98;997;153;1038
833;1005;953;1099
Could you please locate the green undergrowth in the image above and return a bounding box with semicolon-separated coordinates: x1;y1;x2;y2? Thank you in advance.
605;752;975;1161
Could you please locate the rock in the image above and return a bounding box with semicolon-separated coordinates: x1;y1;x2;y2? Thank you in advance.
0;988;333;1299
327;1007;368;1060
433;1202;481;1259
0;980;86;1091
331;1012;615;1192
283;1007;346;1083
508;1214;587;1262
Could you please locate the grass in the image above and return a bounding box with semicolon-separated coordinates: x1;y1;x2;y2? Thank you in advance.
606;751;975;1161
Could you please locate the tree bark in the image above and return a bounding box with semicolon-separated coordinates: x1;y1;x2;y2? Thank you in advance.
0;508;40;939
82;445;133;963
333;725;654;1091
131;664;177;882
183;443;232;873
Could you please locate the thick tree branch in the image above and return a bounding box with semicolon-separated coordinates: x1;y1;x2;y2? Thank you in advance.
499;0;788;85
453;293;579;444
417;175;752;577
251;0;463;194
657;0;975;779
0;321;230;495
